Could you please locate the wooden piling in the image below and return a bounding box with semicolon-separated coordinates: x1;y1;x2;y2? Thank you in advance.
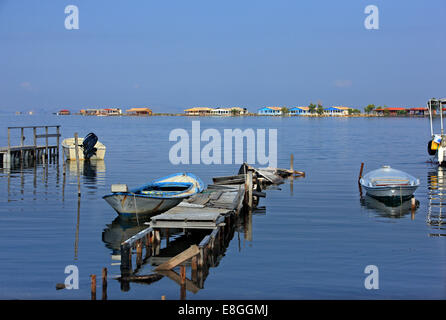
90;274;96;300
136;240;143;267
290;153;294;172
180;265;186;300
358;162;364;182
246;170;253;209
191;255;198;282
74;133;81;197
45;126;49;163
102;268;107;300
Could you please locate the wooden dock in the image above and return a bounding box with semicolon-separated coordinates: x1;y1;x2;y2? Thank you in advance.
114;160;305;297
0;126;61;167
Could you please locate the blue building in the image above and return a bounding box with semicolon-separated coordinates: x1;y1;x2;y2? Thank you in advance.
289;107;309;115
258;107;282;115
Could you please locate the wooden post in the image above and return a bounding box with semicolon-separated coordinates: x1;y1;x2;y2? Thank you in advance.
90;274;96;300
180;265;186;300
45;126;48;163
358;162;364;197
120;245;132;277
136;240;142;267
247;170;253;209
290;153;294;172
33;127;36;147
74;133;81;197
358;162;364;182
56;126;60;162
411;197;416;220
191;255;198;282
62;147;66;176
102;268;107;300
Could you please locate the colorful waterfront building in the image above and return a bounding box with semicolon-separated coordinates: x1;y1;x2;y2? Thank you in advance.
408;107;428;116
126;107;152;116
101;108;122;116
257;107;282;115
184;107;213;116
374;107;407;116
324;106;351;116
57;109;71;115
289;106;309;115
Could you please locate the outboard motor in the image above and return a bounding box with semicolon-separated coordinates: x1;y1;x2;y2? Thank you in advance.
82;133;98;159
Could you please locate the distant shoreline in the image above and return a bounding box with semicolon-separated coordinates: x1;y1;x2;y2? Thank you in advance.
8;112;435;118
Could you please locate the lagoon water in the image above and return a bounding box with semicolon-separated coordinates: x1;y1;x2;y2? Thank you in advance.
0;114;445;299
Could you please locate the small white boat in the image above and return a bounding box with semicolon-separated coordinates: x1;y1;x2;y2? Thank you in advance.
360;166;419;199
62;135;106;160
103;173;205;219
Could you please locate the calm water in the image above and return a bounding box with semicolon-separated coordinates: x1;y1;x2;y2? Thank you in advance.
0;114;445;299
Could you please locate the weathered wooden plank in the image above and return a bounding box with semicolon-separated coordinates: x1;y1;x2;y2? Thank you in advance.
155;245;199;271
121;227;153;249
118;274;163;282
156;270;200;294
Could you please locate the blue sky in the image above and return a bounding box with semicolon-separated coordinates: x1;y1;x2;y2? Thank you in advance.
0;0;445;112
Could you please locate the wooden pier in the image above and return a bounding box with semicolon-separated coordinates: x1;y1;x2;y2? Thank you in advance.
115;160;305;297
0;126;61;167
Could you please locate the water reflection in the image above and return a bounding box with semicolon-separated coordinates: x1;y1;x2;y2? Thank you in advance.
360;195;418;219
102;217;150;255
67;159;106;189
102;206;256;295
427;167;446;236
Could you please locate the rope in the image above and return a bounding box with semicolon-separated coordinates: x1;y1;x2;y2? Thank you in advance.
133;193;140;226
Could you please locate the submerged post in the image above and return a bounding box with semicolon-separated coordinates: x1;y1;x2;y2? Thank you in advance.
90;274;96;300
74;133;81;197
45;126;49;163
180;265;186;300
102;268;107;300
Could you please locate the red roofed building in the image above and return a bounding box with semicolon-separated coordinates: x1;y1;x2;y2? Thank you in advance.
409;107;429;116
57;109;70;115
374;107;407;116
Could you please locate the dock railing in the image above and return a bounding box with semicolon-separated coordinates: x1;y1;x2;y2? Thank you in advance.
1;125;61;165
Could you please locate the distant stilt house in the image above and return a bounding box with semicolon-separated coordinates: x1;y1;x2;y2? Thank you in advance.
126;107;152;116
101;108;122;116
57;109;70;115
257;107;282;115
80;108;122;116
289;106;309;115
211;108;231;116
324;106;350;116
374;107;407;116
184;107;213;116
408;107;429;116
80;109;100;116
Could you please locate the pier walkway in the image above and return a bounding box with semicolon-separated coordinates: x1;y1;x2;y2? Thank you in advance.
0;126;61;166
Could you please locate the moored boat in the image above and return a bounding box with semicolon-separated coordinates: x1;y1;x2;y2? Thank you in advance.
103;173;205;218
62;133;106;160
359;165;419;199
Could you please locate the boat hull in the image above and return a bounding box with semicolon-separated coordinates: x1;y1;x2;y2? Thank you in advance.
362;185;418;199
103;194;183;218
62;138;106;160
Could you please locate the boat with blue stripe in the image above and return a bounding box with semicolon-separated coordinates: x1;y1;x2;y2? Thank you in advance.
103;173;205;219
